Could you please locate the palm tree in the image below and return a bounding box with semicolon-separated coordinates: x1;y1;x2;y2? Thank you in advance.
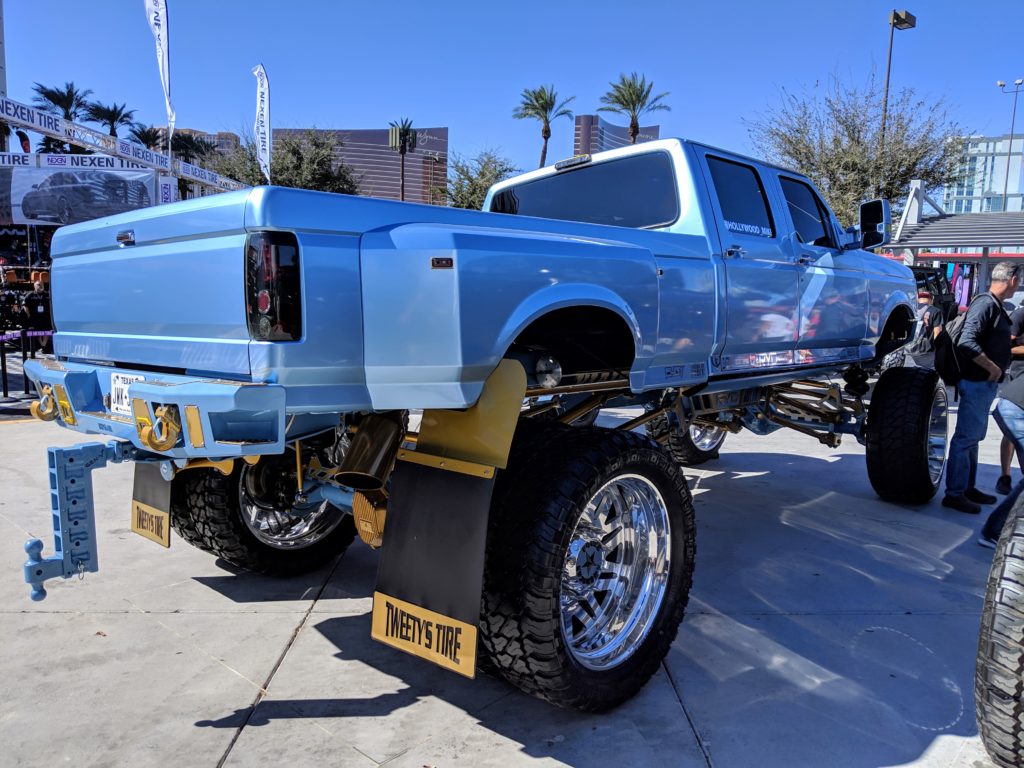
389;118;416;201
85;101;136;137
32;81;93;153
513;85;575;168
129;123;163;150
171;133;217;163
598;73;670;145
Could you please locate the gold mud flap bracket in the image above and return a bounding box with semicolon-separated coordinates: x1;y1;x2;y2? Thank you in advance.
370;360;526;678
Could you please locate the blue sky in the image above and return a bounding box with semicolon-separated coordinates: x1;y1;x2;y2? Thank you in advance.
6;0;1024;172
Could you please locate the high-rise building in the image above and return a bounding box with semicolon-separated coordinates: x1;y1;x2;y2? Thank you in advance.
274;127;448;204
941;134;1023;213
573;115;660;156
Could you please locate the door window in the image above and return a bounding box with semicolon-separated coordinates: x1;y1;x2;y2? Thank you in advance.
706;156;775;239
780;177;834;247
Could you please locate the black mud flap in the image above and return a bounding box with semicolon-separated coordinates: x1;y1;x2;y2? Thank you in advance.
371;457;494;678
131;462;172;548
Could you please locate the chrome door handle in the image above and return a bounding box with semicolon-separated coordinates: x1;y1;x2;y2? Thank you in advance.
725;245;747;259
797;253;816;265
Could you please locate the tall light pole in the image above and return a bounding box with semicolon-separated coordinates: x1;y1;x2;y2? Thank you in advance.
879;9;916;195
997;79;1023;212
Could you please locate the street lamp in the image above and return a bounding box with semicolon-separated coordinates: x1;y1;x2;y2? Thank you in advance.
997;79;1023;212
879;9;916;194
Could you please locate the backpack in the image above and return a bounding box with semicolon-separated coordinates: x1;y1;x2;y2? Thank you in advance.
933;294;997;386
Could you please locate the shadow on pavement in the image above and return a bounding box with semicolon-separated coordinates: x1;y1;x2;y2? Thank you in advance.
190;443;995;767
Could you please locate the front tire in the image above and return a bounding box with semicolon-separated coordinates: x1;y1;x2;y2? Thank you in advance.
976;494;1024;767
865;366;947;503
646;413;727;466
170;460;356;575
480;422;695;711
56;197;72;225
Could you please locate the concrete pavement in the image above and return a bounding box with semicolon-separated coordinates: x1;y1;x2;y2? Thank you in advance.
0;409;1002;767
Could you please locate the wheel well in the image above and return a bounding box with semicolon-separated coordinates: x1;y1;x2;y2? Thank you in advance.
510;306;636;376
876;305;916;358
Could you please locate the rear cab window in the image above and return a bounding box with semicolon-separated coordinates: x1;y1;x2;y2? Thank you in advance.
489;151;679;229
704;156;776;239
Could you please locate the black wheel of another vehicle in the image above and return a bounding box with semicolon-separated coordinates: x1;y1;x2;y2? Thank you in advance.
170;456;356;575
56;197;72;225
480;421;695;711
976;493;1024;768
646;413;727;466
865;366;947;503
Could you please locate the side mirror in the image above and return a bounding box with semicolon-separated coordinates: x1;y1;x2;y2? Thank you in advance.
859;199;891;250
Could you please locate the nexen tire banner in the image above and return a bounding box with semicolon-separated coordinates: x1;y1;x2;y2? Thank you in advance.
0;155;156;226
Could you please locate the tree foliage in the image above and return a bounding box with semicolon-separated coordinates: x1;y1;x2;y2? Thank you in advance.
32;81;93;153
129;123;163;150
85;101;136;137
444;150;518;210
513;84;575;168
598;73;669;144
747;75;966;225
207;130;359;195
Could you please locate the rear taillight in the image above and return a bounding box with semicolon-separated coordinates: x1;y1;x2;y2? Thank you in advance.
245;232;302;341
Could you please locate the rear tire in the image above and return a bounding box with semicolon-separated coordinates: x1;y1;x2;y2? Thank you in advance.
976;494;1024;767
480;421;695;711
646;413;727;466
170;463;356;575
865;366;947;503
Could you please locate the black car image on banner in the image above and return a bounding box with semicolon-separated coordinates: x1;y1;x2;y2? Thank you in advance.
0;154;156;226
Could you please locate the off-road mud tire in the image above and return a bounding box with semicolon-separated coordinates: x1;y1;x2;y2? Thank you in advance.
976;493;1024;768
170;466;356;575
865;366;947;503
645;413;725;466
479;421;695;711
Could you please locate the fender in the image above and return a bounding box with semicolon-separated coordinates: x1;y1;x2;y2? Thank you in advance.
360;223;659;410
872;286;916;348
490;282;648;382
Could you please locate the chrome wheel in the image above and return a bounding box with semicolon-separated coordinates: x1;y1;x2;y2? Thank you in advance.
238;461;345;550
560;473;672;670
689;423;726;453
928;385;948;484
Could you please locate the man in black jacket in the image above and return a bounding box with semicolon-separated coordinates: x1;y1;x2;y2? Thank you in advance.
943;262;1021;514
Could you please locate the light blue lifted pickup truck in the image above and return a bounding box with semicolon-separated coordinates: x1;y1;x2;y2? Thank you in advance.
21;138;945;711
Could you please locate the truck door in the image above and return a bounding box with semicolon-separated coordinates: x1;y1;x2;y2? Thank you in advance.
697;151;800;372
774;174;868;363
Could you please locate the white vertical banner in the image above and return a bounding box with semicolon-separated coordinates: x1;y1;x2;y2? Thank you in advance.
252;64;271;183
145;0;175;164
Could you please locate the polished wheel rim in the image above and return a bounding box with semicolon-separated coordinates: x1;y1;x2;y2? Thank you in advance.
928;385;949;484
560;473;672;670
689;423;726;452
238;466;344;550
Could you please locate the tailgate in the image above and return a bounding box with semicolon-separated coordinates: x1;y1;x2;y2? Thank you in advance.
51;190;253;376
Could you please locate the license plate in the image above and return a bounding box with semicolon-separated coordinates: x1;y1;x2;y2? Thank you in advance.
110;373;144;416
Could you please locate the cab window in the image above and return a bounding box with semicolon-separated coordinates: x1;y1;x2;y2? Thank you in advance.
706;156;775;238
780;177;834;248
489;151;679;229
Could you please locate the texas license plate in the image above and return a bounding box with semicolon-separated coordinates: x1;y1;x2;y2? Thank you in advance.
130;462;171;548
110;373;144;416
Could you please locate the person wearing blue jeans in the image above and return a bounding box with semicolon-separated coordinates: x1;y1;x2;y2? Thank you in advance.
946;379;1000;509
942;262;1019;515
980;396;1024;546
